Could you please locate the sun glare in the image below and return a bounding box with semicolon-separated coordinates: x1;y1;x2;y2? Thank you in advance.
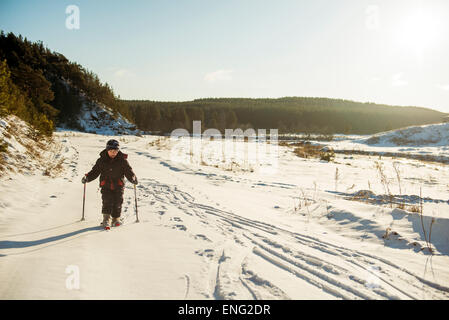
394;8;444;54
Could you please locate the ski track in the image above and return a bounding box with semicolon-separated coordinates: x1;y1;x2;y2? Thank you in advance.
130;162;449;300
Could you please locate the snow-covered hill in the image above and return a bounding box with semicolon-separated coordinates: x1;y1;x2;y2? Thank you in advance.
0;115;74;177
1;130;448;299
311;123;449;164
362;122;449;147
58;97;140;136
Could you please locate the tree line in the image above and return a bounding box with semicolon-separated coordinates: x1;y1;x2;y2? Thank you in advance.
123;97;446;135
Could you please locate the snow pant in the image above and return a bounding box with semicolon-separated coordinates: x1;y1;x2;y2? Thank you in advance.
101;188;124;218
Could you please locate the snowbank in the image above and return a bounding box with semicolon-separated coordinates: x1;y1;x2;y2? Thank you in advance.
0;115;75;178
303;123;449;163
361;123;449;147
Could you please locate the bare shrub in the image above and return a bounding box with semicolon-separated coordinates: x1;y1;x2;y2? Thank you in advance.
293;143;322;159
335;167;340;192
418;187;434;254
375;161;393;207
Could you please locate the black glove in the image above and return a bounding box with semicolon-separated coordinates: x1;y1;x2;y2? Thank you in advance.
132;175;138;185
81;176;87;184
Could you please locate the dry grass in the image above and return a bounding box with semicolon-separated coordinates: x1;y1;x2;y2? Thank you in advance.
293;143;335;161
1;116;68;178
0;147;6;172
43;157;65;177
418;187;434;253
335;168;340;192
279;140;335;162
374;161;394;207
393;162;402;195
331;148;448;165
293;143;322;159
392;162;405;209
0;140;8;153
148;137;170;150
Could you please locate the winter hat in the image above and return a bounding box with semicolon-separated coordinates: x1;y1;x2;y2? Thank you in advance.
106;139;120;150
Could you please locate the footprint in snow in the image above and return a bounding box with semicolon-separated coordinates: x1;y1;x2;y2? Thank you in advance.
195;249;214;258
194;234;211;242
173;224;187;231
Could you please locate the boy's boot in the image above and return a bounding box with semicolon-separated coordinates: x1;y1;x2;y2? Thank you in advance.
111;217;121;227
101;214;111;228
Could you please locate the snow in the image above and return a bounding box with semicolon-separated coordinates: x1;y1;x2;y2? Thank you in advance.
0;115;69;176
1;120;449;299
309;122;449;163
361;123;449;147
57;98;140;136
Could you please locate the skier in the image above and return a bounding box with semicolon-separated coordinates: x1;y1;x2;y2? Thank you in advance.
81;139;138;228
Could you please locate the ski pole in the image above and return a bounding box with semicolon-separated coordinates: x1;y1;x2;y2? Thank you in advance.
134;183;139;223
81;179;86;221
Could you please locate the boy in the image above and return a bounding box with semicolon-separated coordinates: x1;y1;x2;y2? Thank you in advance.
82;139;138;228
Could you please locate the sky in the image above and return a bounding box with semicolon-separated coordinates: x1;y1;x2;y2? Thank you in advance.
1;0;449;113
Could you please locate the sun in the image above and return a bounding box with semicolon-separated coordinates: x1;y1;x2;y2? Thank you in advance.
394;8;444;54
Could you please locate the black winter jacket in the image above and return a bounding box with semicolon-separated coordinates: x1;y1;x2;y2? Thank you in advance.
85;149;136;190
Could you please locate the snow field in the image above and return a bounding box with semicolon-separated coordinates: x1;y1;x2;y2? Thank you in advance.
1;124;448;299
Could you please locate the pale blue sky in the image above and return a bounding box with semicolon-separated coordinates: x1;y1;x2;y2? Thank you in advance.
1;0;449;112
